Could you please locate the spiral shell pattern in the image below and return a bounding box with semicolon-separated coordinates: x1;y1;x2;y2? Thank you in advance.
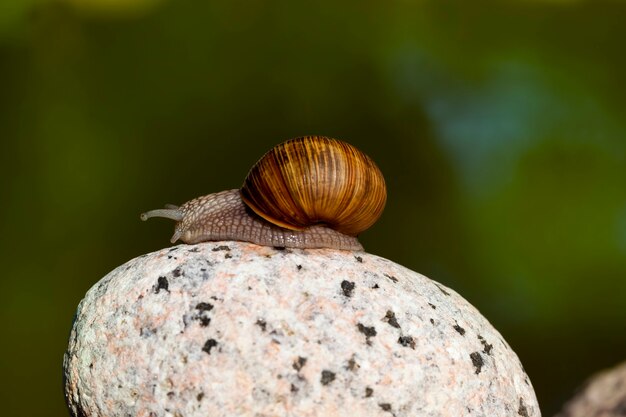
241;136;386;236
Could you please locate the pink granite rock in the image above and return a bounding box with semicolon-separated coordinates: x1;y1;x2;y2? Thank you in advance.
555;361;626;417
64;242;540;417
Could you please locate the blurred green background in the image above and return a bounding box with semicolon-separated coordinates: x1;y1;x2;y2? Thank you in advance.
1;0;625;416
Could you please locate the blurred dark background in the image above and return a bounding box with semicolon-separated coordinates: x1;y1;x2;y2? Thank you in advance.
1;0;625;416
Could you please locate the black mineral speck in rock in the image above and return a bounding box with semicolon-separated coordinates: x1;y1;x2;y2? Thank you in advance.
435;283;450;296
172;267;182;277
202;339;218;354
346;356;359;371
194;315;210;327
398;336;416;349
154;276;169;294
470;352;484;374
357;323;377;345
196;302;214;312
354;255;363;263
478;335;493;355
320;370;336;385
212;245;231;251
384;310;400;329
365;387;373;397
384;273;398;283
518;397;529;417
453;323;466;335
256;319;267;332
341;280;355;297
193;303;213;327
140;327;156;337
293;356;307;371
357;323;377;337
379;403;392;412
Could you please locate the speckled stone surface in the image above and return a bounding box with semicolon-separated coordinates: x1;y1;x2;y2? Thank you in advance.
555;361;626;417
64;242;540;417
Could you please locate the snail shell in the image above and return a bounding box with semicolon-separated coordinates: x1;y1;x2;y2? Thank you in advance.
242;136;386;236
141;136;386;250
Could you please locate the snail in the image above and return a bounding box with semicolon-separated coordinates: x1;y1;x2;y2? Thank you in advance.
140;136;386;251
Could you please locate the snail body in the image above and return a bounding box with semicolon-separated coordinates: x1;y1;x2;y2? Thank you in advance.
141;136;386;250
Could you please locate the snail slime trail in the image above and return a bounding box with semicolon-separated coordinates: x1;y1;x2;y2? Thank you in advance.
141;136;386;250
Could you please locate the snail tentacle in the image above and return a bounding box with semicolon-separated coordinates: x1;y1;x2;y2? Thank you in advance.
140;208;184;222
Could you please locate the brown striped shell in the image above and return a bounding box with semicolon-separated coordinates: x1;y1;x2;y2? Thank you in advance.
240;136;386;236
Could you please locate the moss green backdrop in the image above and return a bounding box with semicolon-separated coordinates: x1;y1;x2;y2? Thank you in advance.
1;1;625;416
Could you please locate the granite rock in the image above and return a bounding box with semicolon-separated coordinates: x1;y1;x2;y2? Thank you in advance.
64;242;540;417
555;361;626;417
